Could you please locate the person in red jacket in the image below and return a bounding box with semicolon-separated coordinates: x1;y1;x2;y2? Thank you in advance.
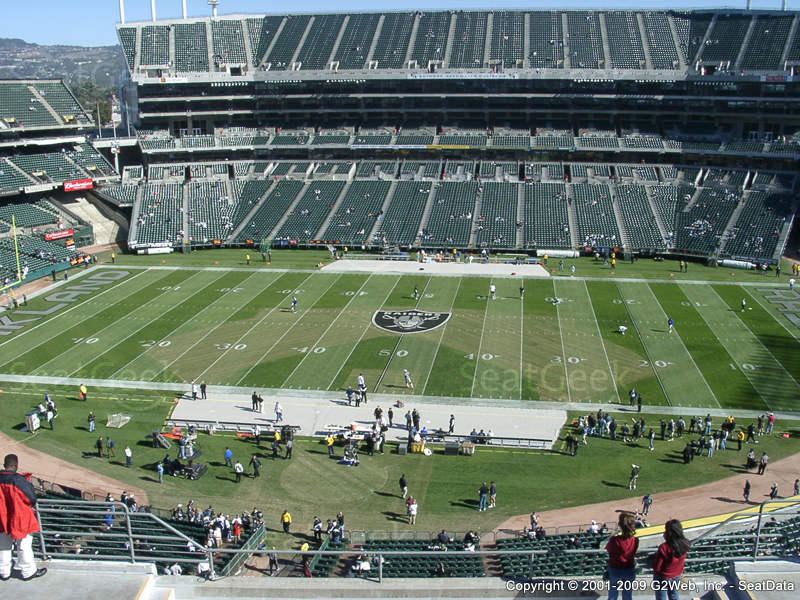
605;512;639;600
652;519;690;600
0;454;46;581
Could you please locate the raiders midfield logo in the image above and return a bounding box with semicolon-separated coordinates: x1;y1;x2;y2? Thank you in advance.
372;310;452;334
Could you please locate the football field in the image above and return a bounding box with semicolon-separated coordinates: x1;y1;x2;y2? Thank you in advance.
2;265;799;410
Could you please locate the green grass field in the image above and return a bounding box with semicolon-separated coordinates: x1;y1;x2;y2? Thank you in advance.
1;260;798;410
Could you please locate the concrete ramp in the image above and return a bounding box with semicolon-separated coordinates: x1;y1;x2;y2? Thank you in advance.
61;195;120;245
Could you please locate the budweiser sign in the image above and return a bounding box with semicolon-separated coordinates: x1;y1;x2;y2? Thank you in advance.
64;179;93;192
45;229;74;241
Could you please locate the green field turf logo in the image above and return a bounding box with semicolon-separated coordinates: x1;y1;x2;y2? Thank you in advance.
372;310;451;334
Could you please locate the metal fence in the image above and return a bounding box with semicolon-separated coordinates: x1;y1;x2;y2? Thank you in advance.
31;498;800;582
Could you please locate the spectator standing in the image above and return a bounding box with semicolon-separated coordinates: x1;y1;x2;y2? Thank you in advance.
124;446;132;468
326;434;335;458
489;481;497;509
191;380;197;401
274;402;283;422
652;519;690;600
234;461;243;483
224;448;233;468
0;454;47;581
95;436;104;458
285;438;293;460
281;510;292;533
157;462;164;484
743;480;751;503
268;547;279;575
605;513;638;600
249;455;261;478
478;482;489;511
642;494;653;515
200;381;207;400
399;474;408;499
106;437;115;458
88;412;96;433
758;452;769;475
79;384;88;401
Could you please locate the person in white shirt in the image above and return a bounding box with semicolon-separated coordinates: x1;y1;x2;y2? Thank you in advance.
168;563;182;576
489;283;496;300
618;325;628;335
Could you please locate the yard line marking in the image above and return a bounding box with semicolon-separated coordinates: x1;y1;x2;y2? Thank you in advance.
30;271;203;376
642;283;720;408
421;278;461;395
327;276;401;391
280;275;373;388
470;279;493;398
150;271;269;380
552;280;571;404
742;287;800;342
614;282;670;405
0;269;152;350
235;275;343;386
710;286;800;389
374;277;433;392
197;272;317;380
583;280;621;405
680;286;773;411
105;271;231;379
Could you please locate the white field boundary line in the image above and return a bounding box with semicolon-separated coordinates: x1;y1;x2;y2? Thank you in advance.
197;272;317;381
742;287;800;342
642;283;721;408
149;271;270;381
374;277;434;392
582;280;622;405
709;286;800;390
469;279;494;398
105;271;231;379
30;270;207;377
614;282;670;406
519;283;524;401
280;274;373;388
553;279;572;404
421;278;462;395
0;269;153;351
235;275;343;386
327;276;401;391
680;285;774;411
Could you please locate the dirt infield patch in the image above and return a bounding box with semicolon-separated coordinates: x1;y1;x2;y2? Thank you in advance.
0;431;149;504
495;449;800;536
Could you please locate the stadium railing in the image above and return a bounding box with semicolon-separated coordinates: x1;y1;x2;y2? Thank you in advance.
29;497;800;580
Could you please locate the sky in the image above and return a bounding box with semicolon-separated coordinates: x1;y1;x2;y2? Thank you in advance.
0;0;791;47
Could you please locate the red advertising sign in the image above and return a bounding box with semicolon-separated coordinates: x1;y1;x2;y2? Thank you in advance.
45;229;74;241
64;179;93;192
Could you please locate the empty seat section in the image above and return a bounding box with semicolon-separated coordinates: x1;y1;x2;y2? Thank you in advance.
644;12;681;68
356;161;396;177
68;143;116;176
571;183;621;246
438;134;487;146
529;12;564;68
246;16;284;65
566;12;604;68
492;134;529;146
490;12;524;68
140;25;170;65
410;12;451;67
700;15;750;64
236;180;303;243
371;13;416;69
0;201;59;227
363;539;484;578
174;23;209;72
672;12;712;65
0;160;34;193
265;15;311;70
333;13;380;69
212;20;248;65
723;191;792;259
420;181;478;246
616;184;663;248
119;27;137;70
478;161;518;179
296;14;346;70
321;180;390;244
443;161;475;179
522;183;570;248
275;180;344;242
0;83;59;128
740;16;793;70
475;182;518;248
354;134;392;145
10;152;83;183
400;161;440;178
134;183;184;247
376;181;431;245
100;184;138;207
396;134;434;145
270;133;309;145
578;135;619;148
448;12;489;69
604;12;646;69
187;181;234;243
311;134;351;145
673;187;739;254
533;134;573;149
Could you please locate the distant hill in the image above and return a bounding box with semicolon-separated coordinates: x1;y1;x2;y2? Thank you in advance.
0;37;126;89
